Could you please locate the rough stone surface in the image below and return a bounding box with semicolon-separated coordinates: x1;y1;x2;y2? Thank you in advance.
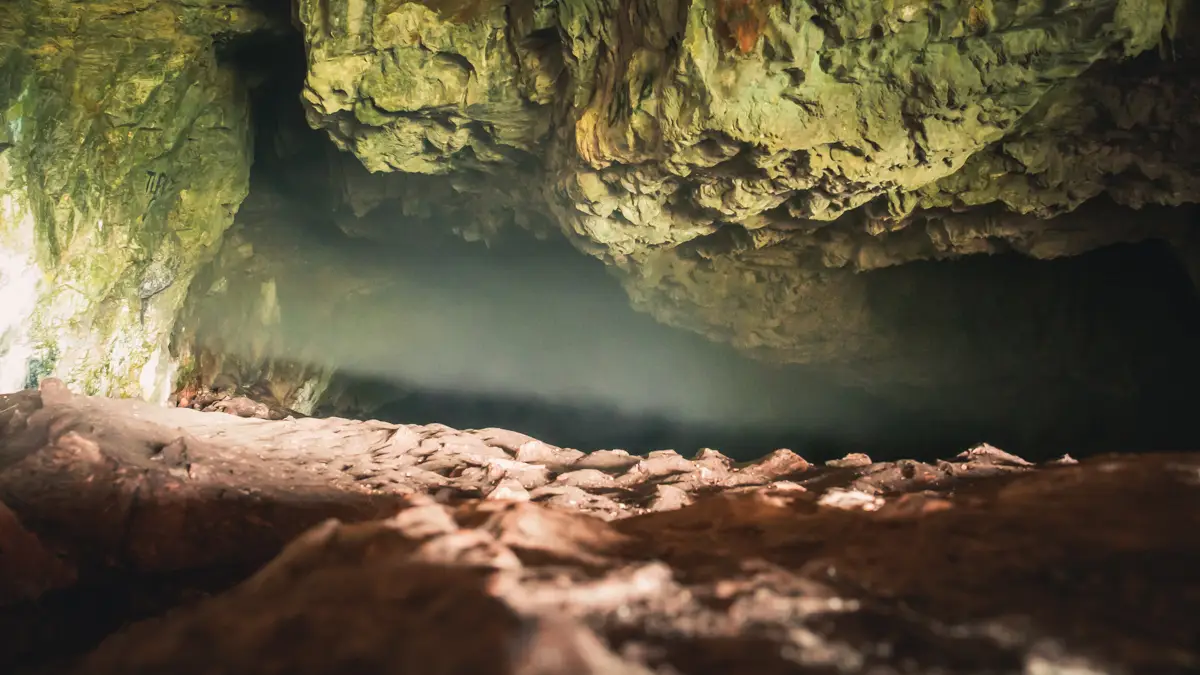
2;381;1199;673
294;0;1200;380
0;0;268;400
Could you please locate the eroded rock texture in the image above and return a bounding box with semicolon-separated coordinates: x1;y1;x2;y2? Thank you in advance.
0;0;277;399
2;382;1199;673
296;0;1200;381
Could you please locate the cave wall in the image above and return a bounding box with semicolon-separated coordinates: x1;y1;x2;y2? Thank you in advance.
0;0;263;399
170;189;347;415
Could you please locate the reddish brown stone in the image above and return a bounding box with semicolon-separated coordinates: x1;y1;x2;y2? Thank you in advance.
1;385;1198;674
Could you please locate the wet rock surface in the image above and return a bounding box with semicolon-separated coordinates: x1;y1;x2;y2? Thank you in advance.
0;0;276;398
2;380;1198;674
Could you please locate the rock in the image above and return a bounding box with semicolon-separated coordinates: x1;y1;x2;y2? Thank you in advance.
734;448;811;484
515;442;586;468
297;0;1194;255
283;0;1200;396
80;559;528;675
647;484;692;513
957;443;1036;466
0;0;267;400
528;485;625;520
487;478;531;502
552;469;617;490
825;453;873;468
615;450;697;486
817;488;885;512
2;387;1199;673
509;616;655;675
0;499;77;604
572;449;640;472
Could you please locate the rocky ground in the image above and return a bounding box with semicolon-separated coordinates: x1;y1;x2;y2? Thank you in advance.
2;378;1199;674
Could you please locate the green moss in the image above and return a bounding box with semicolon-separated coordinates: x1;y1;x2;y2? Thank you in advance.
173;353;202;392
22;343;57;390
0;1;254;400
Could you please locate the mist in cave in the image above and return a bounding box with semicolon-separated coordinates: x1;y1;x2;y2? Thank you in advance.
187;175;1200;463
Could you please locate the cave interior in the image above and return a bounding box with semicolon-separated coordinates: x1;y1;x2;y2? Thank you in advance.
2;0;1200;673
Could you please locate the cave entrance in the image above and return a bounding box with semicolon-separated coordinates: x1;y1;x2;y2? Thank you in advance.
185;25;1200;464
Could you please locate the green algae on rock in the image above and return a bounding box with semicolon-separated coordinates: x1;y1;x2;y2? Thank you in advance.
0;0;260;400
298;0;1192;255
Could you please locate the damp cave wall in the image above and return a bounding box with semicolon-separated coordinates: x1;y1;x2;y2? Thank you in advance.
0;0;268;399
181;15;1200;460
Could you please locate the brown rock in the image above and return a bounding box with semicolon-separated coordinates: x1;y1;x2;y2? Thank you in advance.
2;388;1199;674
825;452;873;468
647;484;692;512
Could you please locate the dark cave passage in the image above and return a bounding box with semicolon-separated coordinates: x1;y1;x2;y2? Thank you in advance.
227;207;924;462
190;22;1200;465
313;381;830;462
859;235;1200;459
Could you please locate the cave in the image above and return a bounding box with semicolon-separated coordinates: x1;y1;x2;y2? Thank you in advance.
2;1;1200;673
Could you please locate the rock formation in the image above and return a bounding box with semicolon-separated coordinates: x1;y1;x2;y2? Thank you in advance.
3;2;1200;672
2;380;1199;673
0;0;283;398
295;0;1200;385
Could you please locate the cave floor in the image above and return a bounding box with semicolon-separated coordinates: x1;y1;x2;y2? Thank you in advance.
1;379;1198;674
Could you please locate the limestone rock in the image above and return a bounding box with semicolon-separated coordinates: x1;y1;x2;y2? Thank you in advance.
297;0;553;175
294;0;1198;254
0;0;266;401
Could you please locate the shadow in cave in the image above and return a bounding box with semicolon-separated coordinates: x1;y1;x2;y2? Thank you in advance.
861;234;1200;458
312;377;895;463
257;211;934;463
